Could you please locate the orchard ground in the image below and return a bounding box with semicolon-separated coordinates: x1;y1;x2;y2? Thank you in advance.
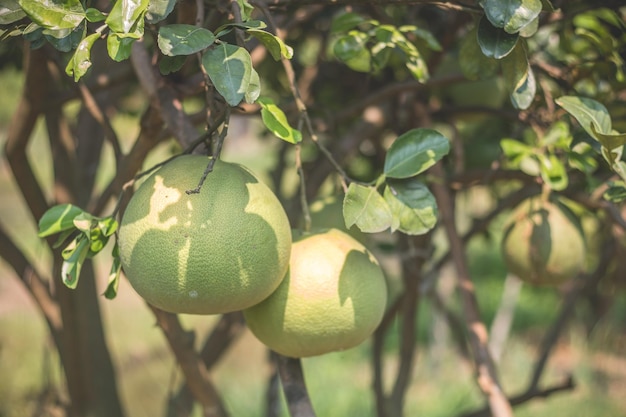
1;67;626;417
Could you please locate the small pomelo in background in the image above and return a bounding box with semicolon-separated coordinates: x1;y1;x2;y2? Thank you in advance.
244;228;387;358
117;155;292;314
501;196;585;286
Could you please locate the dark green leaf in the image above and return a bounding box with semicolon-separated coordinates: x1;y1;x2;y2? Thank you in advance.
18;0;85;30
0;0;26;24
331;12;366;33
343;183;393;233
383;183;437;235
459;25;499;80
480;0;542;33
247;28;293;60
257;97;302;144
406;27;442;51
38;204;85;237
477;15;519;59
146;0;176;23
61;235;90;289
215;20;266;37
384;128;450;179
85;7;105;22
158;24;215;56
556;96;612;138
202;43;254;106
501;41;528;93
604;182;626;203
65;32;99;81
43;22;84;52
333;31;369;62
159;55;187;75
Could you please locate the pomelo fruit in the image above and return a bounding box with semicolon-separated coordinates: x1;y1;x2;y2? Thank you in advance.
117;155;292;314
243;228;387;357
501;196;585;286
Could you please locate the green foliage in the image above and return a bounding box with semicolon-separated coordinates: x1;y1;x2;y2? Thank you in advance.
343;128;449;235
38;204;119;292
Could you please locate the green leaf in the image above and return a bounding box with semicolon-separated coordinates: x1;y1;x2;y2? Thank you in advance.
501;40;528;93
519;15;539;37
38;204;85;237
257;97;302;144
18;0;85;30
500;138;532;159
65;32;99;81
334;31;370;62
459;25;499;80
215;20;266;37
509;65;535;110
556;96;612;138
590;123;626;151
331;12;366;33
159;55;187;75
245;68;261;104
603;181;626;203
479;0;542;34
247;28;293;60
236;0;254;21
0;0;26;24
407;27;442;51
477;15;519;59
384;128;450;179
343;183;393;233
104;246;122;299
146;0;175;23
85;7;106;22
158;24;215;56
538;153;568;191
107;32;136;62
43;22;84;51
106;0;149;34
61;235;90;289
383;182;438;235
202;43;254;106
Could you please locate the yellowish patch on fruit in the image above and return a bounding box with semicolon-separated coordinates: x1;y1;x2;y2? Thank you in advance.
244;228;387;358
118;155;292;314
501;197;585;286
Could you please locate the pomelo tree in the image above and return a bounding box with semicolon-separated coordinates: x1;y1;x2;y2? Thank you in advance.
0;0;625;416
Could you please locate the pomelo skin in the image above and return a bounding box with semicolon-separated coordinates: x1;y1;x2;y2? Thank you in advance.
117;155;292;315
501;197;585;286
243;228;388;358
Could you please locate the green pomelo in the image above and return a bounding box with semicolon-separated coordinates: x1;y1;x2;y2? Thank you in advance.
117;155;292;314
244;228;387;358
501;197;585;286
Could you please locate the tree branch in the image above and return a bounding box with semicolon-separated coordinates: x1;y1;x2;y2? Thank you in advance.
431;162;514;417
276;355;317;417
150;306;229;417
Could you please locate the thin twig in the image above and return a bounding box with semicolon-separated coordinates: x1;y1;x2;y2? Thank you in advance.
76;80;123;163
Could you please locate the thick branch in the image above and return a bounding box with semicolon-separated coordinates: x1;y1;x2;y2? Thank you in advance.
277;355;317;417
167;312;245;417
431;162;514;417
150;306;229;417
3;47;51;223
